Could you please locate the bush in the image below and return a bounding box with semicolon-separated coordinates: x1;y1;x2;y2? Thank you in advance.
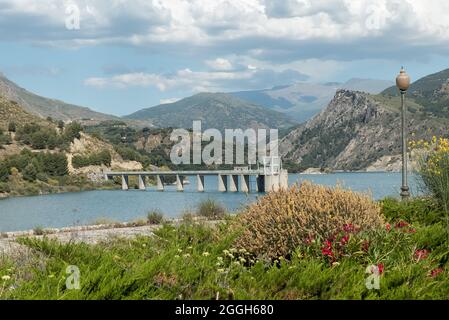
234;181;384;259
72;150;112;168
8;121;16;133
22;162;38;182
196;199;226;219
147;210;164;224
381;197;443;225
413;137;449;211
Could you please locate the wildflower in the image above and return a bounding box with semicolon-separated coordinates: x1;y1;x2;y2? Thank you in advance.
174;255;180;259
48;274;55;279
177;249;183;253
217;256;223;262
414;249;430;262
183;253;191;258
142;244;147;248
377;263;384;275
217;268;226;273
239;257;246;263
187;246;193;250
239;248;247;254
385;223;391;232
395;221;409;229
430;268;444;278
1;275;11;281
339;234;350;246
202;252;210;257
343;224;355;233
222;249;230;255
321;241;334;257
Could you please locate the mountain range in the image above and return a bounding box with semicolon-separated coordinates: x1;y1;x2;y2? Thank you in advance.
280;68;449;172
124;92;297;131
230;78;393;123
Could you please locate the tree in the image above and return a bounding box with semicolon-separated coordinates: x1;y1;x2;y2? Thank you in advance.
23;162;38;181
58;120;65;130
8;122;16;133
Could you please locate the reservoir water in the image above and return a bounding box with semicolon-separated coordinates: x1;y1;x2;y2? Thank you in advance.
0;172;420;232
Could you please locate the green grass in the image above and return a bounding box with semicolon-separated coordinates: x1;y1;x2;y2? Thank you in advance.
1;199;449;300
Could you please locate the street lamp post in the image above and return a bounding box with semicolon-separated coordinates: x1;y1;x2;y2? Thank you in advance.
396;67;411;200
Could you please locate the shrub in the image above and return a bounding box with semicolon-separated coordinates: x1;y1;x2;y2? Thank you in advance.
33;226;45;236
414;137;449;214
22;162;38;182
8;121;16;133
234;181;384;259
197;199;226;219
381;197;443;225
147;210;164;224
72;150;111;168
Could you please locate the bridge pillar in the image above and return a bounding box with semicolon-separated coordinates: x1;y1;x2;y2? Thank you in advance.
156;175;164;191
121;175;129;191
197;175;205;192
264;174;280;192
138;175;146;190
280;170;289;191
218;174;227;192
240;175;250;193
228;175;238;192
176;175;184;192
256;175;265;193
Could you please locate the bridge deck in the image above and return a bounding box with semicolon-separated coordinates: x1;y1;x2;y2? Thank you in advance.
105;170;264;176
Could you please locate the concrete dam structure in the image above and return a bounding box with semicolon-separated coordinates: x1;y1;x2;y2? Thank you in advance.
105;157;288;193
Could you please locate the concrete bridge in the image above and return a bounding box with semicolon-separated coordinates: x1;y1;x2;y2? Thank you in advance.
104;168;288;193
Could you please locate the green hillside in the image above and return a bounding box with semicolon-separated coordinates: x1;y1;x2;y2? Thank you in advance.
381;68;449;117
124;92;297;131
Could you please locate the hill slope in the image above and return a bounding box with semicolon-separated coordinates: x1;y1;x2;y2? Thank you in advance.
382;68;449;117
0;73;117;122
280;90;449;171
124;92;297;131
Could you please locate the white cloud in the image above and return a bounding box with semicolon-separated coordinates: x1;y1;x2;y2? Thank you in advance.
205;58;234;71
84;64;309;92
1;0;449;68
160;97;181;104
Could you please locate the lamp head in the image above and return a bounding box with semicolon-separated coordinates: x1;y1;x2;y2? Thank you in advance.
396;67;411;92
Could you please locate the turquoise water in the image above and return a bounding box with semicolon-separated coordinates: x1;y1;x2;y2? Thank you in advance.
0;173;420;232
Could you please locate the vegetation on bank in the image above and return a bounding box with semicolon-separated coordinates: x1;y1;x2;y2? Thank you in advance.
0;121;118;197
2;136;449;299
1;183;449;299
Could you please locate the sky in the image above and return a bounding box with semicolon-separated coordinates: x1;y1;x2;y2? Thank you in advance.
1;0;449;116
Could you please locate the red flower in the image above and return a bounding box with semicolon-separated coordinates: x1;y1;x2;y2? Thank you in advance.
321;248;333;257
414;249;429;261
395;221;409;229
340;234;350;246
377;263;384;275
385;223;391;232
343;224;355;233
406;228;417;234
321;240;334;257
430;268;444;278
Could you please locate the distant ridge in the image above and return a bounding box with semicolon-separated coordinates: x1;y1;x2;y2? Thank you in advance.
0;73;117;122
124;92;297;131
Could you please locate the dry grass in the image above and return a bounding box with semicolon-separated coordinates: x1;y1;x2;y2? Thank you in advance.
234;181;384;259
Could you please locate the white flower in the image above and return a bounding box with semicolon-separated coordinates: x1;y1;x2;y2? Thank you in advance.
217;268;225;273
1;275;11;281
183;253;191;258
202;252;210;257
